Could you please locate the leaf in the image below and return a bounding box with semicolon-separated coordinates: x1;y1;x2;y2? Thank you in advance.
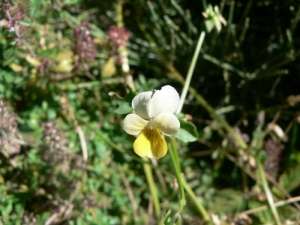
248;200;273;223
125;85;137;103
39;46;59;58
205;20;214;33
3;47;17;66
209;189;243;214
175;119;198;143
46;108;57;120
274;164;300;197
115;102;132;115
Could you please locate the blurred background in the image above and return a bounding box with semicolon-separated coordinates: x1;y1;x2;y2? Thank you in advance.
0;0;300;224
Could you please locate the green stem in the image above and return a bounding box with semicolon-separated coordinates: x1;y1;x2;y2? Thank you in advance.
116;0;123;27
169;137;213;224
201;0;207;9
177;31;206;114
169;137;185;201
182;179;212;223
171;137;180;171
143;157;161;221
168;138;185;224
291;4;300;33
257;160;282;225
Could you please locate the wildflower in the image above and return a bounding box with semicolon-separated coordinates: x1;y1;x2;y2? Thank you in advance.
106;25;130;66
123;85;180;159
202;5;227;33
106;25;130;49
73;21;97;63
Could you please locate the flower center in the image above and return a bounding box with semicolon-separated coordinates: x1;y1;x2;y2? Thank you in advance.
133;127;168;159
143;127;161;140
147;119;155;130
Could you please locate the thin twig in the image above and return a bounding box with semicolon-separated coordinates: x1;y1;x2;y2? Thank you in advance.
76;126;88;162
237;196;300;216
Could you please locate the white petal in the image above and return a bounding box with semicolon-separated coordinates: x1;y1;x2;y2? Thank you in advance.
152;113;180;136
123;114;148;136
149;85;180;118
132;91;153;120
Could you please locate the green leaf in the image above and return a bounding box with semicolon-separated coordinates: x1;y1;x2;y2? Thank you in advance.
205;20;214;33
0;83;5;94
209;189;243;214
248;200;273;223
175;119;198;143
3;47;17;66
46;108;57;120
19;21;31;27
39;46;60;58
125;85;137;103
115;102;132;115
274;164;300;197
7;203;13;214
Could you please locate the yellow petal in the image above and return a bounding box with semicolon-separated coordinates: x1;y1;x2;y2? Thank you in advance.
133;131;152;158
133;128;167;159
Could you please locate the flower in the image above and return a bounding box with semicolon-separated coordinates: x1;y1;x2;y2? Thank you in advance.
106;25;130;48
73;20;97;70
123;85;180;159
202;5;227;33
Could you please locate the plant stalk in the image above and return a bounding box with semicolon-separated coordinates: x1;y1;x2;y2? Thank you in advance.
143;157;161;221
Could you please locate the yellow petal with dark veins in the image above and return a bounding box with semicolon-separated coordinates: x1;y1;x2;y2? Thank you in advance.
133;128;168;159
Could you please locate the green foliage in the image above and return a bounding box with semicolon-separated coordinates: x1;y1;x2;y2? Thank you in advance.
1;0;300;224
274;164;300;197
175;118;198;143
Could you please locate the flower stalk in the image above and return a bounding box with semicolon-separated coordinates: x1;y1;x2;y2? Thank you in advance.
169;137;185;202
143;157;161;221
177;31;206;114
182;178;211;222
257;160;282;225
169;136;212;223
